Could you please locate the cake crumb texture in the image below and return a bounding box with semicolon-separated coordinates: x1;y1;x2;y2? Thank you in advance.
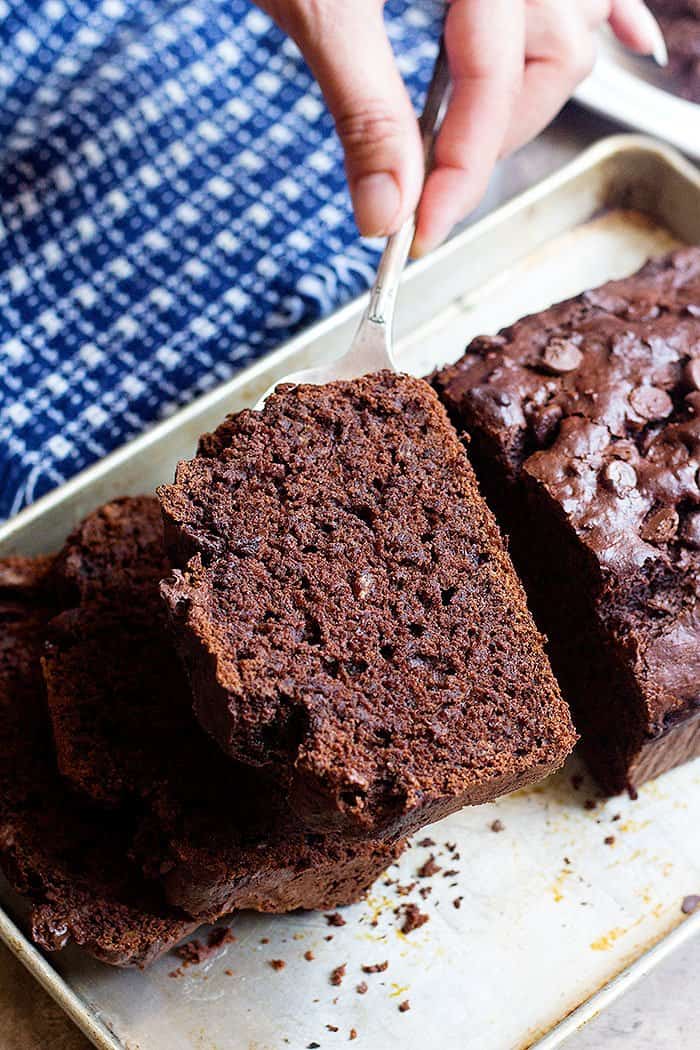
159;371;575;836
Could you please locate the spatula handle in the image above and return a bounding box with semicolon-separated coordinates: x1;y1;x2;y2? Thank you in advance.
367;37;451;326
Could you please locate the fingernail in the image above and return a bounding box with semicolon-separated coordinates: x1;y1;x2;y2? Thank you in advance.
351;172;401;237
411;223;449;260
639;5;668;66
410;235;430;260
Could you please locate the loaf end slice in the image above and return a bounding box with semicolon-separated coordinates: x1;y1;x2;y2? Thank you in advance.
433;248;700;795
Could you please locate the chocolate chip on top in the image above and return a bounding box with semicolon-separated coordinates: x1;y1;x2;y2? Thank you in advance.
681;510;700;549
602;459;637;498
628;385;673;423
541;337;583;375
640;506;680;544
685;357;700;391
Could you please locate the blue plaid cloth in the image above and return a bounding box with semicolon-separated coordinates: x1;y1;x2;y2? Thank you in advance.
0;0;442;519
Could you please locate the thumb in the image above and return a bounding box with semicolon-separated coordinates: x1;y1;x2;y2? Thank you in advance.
289;4;424;237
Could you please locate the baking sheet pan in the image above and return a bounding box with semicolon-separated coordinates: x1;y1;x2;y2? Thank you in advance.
575;31;700;160
1;136;699;1050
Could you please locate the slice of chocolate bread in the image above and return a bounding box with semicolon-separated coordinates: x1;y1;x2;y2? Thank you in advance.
0;557;197;967
433;248;700;795
44;498;402;920
44;498;197;807
51;494;171;608
158;372;576;837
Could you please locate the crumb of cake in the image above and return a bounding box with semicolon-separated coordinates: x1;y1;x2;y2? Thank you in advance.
417;837;435;848
611;813;621;822
604;835;615;846
330;964;346;986
327;1024;339;1032
175;932;233;966
417;855;441;878
174;942;201;965
325;911;346;927
356;981;368;994
224;968;233;976
362;960;388;974
490;819;505;833
269;959;286;971
400;903;429;935
208;927;235;949
304;950;315;961
325;934;334;941
261;937;270;944
419;886;432;899
442;869;459;878
350;1030;358;1041
453;897;463;909
396;881;417;896
399;1000;410;1013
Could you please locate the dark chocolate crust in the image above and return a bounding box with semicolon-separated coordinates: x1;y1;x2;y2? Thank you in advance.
0;556;197;967
433;248;700;795
158;372;576;836
45;497;401;921
648;2;700;104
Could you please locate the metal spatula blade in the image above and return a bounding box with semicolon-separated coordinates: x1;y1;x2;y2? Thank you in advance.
255;39;450;409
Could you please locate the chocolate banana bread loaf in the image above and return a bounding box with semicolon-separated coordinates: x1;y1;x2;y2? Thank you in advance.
44;498;402;920
0;556;197;967
648;2;700;103
158;372;576;837
433;248;700;795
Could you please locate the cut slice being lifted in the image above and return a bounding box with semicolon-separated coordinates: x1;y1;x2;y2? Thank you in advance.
158;372;576;837
433;248;700;796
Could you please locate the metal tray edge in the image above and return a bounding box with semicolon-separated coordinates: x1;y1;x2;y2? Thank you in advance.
0;132;699;1050
532;908;700;1050
574;43;700;162
0;907;121;1050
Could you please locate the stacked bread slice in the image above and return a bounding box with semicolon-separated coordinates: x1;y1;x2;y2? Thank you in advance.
0;499;401;966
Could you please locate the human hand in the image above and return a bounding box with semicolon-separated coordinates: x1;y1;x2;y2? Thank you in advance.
257;1;666;254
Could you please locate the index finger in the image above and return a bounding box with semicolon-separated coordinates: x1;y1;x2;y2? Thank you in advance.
609;0;668;63
413;0;526;256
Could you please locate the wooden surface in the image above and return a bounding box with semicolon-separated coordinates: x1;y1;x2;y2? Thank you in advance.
1;108;697;1050
0;942;90;1050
